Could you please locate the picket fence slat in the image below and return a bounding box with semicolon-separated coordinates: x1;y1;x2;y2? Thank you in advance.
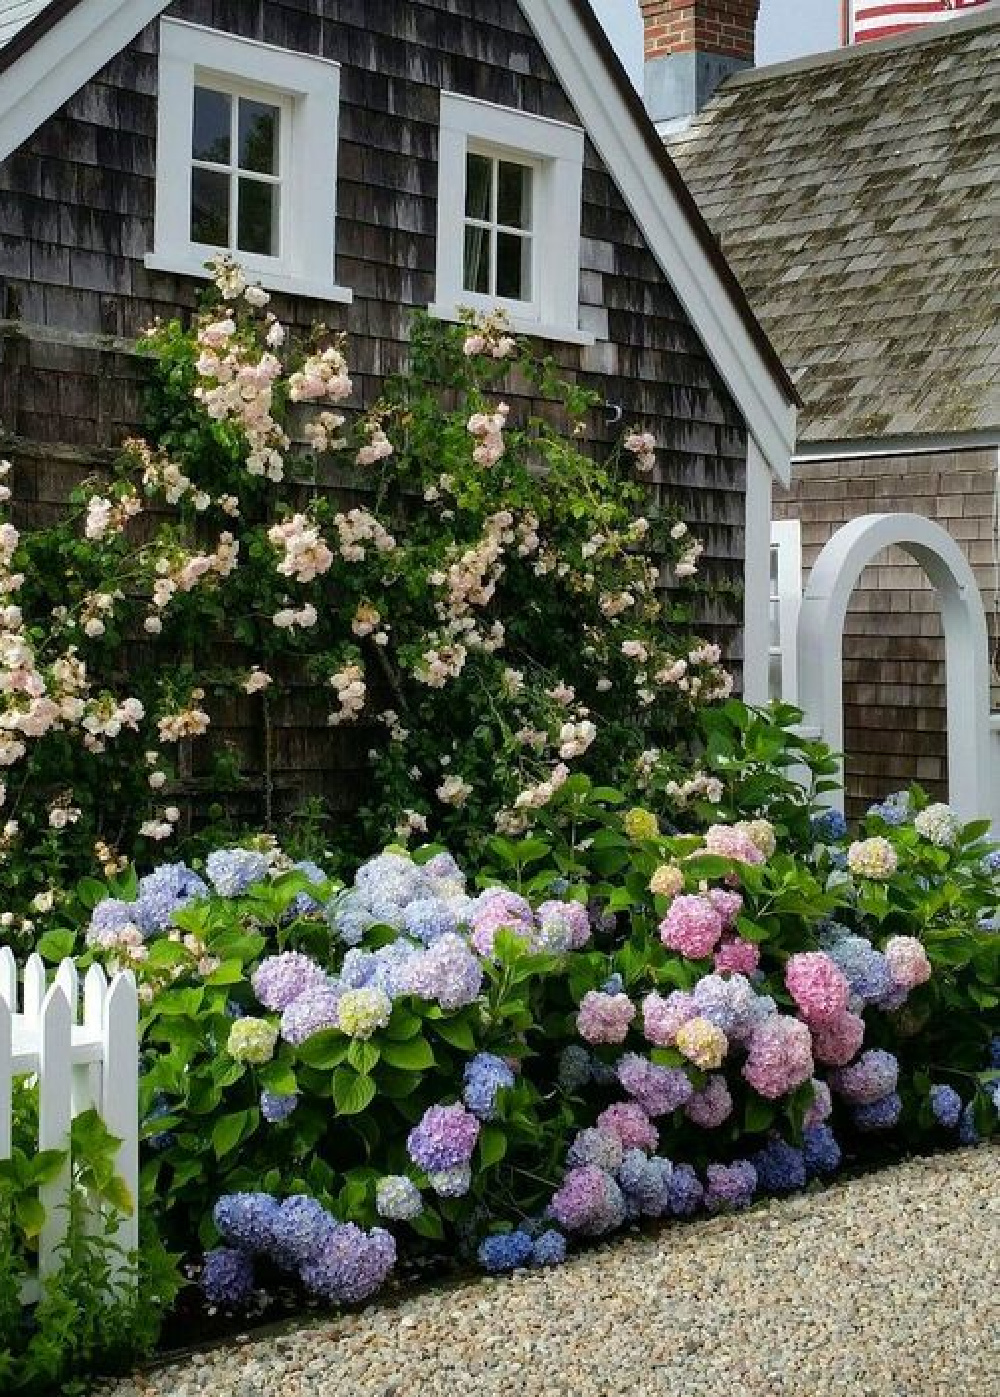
0;955;139;1301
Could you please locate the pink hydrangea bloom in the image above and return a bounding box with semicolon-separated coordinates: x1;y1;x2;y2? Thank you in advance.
714;935;760;976
684;1075;733;1128
659;895;724;959
809;1009;865;1067
742;1016;813;1099
469;891;536;957
785;952;851;1025
704;825;765;865
577;990;635;1044
596;1102;659;1153
707;889;743;930
675;1016;728;1070
641;990;696;1047
536;899;591;951
883;936;931;991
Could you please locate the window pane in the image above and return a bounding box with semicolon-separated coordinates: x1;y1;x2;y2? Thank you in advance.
496;231;531;301
768;651;783;702
191;167;230;247
465;153;492;221
239;98;280;175
497;160;532;230
192;87;231;164
238;178;277;256
463;223;490;294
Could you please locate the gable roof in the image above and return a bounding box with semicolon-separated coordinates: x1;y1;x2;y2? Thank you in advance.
0;1;50;48
667;8;1000;448
0;0;798;478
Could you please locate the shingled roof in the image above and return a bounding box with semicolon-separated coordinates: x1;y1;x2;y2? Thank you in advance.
667;9;1000;446
0;1;49;47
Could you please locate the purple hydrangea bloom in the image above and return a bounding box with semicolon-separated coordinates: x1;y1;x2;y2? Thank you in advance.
617;1053;693;1117
853;1092;902;1131
536;898;591;951
666;1163;704;1216
685;1074;734;1129
269;1195;336;1269
213;1192;279;1252
407;934;484;1011
530;1229;567;1267
279;985;344;1045
286;860;329;918
252;951;331;1011
752;1138;807;1193
548;1165;626;1236
803;1125;842;1177
825;935;894;1004
478;1230;533;1272
705;1160;757;1212
566;1127;624;1174
558;1045;591;1092
89;898;143;938
463;1053;515;1121
692;973;759;1040
990;1036;1000;1069
299;1223;396;1304
200;1247;254;1307
260;1090;298;1124
832;1049;899;1105
620;1155;675;1218
205;848;270;898
423;851;464;881
930;1084;963;1129
407;1103;480;1173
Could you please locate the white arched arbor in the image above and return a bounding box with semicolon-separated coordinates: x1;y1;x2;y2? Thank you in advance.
796;513;992;823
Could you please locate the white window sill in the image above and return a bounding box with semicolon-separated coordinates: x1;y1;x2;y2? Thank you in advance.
427;302;595;347
144;252;353;305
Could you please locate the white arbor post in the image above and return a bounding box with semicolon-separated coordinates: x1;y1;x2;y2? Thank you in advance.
796;513;993;823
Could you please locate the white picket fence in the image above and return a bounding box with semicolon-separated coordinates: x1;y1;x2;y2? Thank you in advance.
0;951;138;1303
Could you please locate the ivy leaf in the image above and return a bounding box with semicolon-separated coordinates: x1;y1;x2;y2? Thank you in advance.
333;1068;376;1116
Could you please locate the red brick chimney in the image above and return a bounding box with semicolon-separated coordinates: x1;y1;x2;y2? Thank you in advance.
640;1;761;127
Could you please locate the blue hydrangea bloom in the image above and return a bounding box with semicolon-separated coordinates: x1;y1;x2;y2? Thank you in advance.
530;1230;567;1267
260;1090;298;1124
136;863;208;931
753;1139;807;1193
803;1125;842;1177
286;860;329;918
403;897;459;945
958;1103;980;1146
929;1084;963;1129
201;1247;254;1307
601;973;625;995
205;848;269;898
825;935;894;1004
812;809;847;842
299;1223;396;1304
144;1097;176;1151
980;850;1000;874
463;1053;515;1121
478;1230;533;1272
991;1036;1000;1069
630;1156;675;1217
866;792;910;826
852;1092;903;1131
89;898;143;937
666;1162;704;1216
213;1192;280;1252
269;1195;337;1269
326;890;376;947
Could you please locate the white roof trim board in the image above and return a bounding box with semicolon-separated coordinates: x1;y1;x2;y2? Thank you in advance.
0;0;798;481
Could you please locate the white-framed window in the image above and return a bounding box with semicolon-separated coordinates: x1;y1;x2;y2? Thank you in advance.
146;19;351;303
431;92;593;345
769;519;803;703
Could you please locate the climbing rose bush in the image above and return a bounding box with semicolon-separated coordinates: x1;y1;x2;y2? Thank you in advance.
0;254;735;931
33;775;995;1317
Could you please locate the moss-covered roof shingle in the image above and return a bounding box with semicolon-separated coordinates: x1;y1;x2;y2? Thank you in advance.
667;13;1000;444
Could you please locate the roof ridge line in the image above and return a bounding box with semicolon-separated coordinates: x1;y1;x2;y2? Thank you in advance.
724;3;1000;89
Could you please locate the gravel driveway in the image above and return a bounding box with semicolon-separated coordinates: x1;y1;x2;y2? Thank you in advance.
104;1145;999;1397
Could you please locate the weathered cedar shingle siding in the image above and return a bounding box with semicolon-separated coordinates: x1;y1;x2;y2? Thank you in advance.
0;0;750;816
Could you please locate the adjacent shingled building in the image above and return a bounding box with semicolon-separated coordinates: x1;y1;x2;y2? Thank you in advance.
663;7;1000;816
667;9;1000;445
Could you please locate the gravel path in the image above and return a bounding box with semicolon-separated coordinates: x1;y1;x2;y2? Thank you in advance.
106;1146;999;1397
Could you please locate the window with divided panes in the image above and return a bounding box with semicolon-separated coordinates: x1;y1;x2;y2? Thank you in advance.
463;151;535;305
190;85;284;259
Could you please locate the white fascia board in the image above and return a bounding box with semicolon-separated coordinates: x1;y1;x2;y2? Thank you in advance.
742;439;772;705
794;429;1000;462
518;0;797;484
0;0;170;162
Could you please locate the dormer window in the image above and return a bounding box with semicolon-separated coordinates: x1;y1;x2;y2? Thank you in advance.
432;92;593;345
147;19;351;303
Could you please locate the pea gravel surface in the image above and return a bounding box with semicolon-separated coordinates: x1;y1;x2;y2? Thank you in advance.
105;1146;999;1397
